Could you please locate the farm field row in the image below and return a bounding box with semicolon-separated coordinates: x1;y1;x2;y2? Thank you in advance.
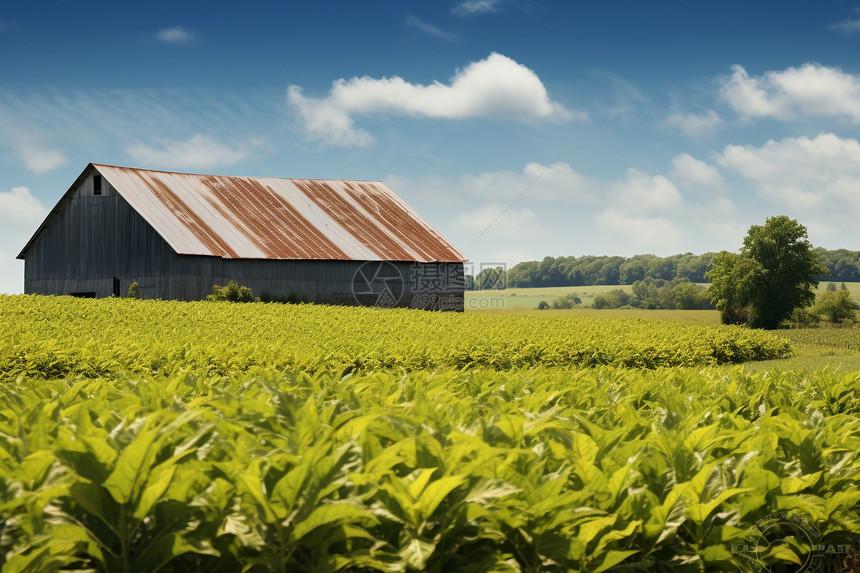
465;282;860;311
2;367;860;572
0;295;792;377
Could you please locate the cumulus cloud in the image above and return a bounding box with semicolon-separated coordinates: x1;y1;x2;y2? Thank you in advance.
156;26;194;44
287;53;579;146
405;15;455;40
612;169;682;213
0;186;49;294
0;186;48;223
669;153;723;189
125;134;261;171
452;1;501;16
717;133;860;212
15;144;68;174
664;110;723;137
721;64;860;122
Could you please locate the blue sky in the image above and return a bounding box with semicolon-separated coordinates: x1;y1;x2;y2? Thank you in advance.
3;1;860;293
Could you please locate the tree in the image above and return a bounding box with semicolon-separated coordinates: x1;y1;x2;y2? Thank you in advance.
708;216;826;329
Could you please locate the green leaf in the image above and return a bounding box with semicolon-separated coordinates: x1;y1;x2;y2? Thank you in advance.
590;549;639;572
686;488;752;526
779;471;821;495
289;501;376;542
103;421;163;504
400;537;436;570
417;474;467;518
133;464;176;520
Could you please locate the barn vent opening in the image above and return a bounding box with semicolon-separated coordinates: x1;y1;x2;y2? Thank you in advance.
93;175;102;196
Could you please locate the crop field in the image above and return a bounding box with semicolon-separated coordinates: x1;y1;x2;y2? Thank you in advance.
2;295;860;572
0;296;791;376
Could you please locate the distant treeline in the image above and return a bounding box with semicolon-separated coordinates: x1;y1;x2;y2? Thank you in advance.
467;248;860;289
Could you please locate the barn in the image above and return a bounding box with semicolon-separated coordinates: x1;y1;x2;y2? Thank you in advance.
17;163;467;311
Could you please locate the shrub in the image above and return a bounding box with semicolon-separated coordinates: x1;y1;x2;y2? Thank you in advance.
537;300;550;310
127;281;140;299
551;293;581;309
206;280;257;303
812;290;858;323
592;289;632;309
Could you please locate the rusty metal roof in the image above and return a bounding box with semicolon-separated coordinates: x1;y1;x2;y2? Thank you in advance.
22;163;466;262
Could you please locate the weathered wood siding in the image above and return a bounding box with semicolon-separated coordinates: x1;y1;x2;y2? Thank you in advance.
23;172;465;311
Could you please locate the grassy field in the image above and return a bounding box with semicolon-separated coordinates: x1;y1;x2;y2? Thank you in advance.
466;281;860;311
465;284;635;310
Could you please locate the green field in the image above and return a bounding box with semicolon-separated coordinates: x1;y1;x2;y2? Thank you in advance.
2;294;860;572
466;281;860;312
466;284;635;310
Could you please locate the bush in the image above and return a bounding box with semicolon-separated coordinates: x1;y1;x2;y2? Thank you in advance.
592;289;632;309
812;290;858;323
537;300;550;310
127;282;140;299
551;293;581;309
787;307;820;327
206;280;257;303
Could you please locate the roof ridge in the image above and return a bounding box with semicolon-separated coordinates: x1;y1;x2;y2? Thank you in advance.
89;163;383;183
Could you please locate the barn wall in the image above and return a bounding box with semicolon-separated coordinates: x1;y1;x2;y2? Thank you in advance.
23;171;465;311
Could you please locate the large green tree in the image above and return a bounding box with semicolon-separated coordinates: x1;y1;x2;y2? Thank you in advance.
707;216;826;329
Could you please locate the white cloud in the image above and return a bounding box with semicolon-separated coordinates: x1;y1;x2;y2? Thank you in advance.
16;144;68;174
717;133;860;213
664;110;723;137
830;18;860;33
0;186;49;294
405;15;455;40
669;153;723;189
156;27;194;44
452;1;501;16
453;204;539;239
721;64;860;123
594;209;683;253
0;88;269;175
0;186;48;223
287;53;580;146
462;161;601;203
612;169;682;213
125;134;261;171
